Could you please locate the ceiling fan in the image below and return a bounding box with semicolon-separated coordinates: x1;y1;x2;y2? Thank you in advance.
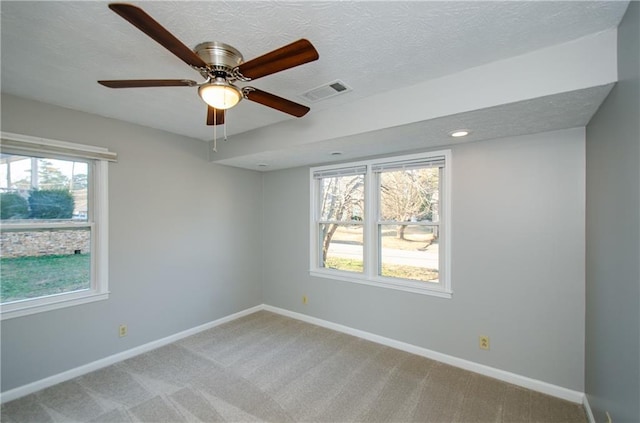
98;3;319;127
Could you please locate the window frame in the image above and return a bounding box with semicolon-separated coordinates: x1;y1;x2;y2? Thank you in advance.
315;165;366;274
0;132;114;319
310;150;452;298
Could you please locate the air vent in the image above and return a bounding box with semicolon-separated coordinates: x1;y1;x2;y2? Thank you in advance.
300;80;351;102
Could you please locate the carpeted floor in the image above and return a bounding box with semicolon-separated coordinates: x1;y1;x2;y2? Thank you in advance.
1;310;587;422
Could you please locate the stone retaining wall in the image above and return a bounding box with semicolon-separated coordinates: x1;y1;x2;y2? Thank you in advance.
0;229;90;258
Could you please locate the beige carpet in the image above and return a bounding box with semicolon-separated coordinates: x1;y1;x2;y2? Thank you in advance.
1;310;587;422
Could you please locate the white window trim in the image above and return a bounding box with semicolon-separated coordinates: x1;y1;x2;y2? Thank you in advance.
310;150;452;298
0;132;113;320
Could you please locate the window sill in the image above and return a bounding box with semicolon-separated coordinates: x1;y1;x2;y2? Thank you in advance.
1;290;109;320
309;270;452;299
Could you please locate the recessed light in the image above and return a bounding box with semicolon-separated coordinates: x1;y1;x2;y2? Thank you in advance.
450;130;470;138
330;151;343;156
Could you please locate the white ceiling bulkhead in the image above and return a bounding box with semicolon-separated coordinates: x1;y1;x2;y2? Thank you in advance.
0;1;629;170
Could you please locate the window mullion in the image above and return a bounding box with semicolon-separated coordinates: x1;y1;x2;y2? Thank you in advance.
0;222;92;231
310;149;451;298
440;160;452;293
310;176;319;271
364;167;377;279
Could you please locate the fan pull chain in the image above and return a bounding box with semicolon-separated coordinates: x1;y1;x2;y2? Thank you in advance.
224;109;228;141
211;110;229;152
212;111;218;152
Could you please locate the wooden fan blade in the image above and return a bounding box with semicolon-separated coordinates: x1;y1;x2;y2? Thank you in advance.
98;79;197;88
237;39;318;80
109;3;207;68
206;106;225;126
244;88;310;117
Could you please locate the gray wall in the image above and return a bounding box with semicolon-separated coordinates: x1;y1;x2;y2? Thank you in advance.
0;95;263;392
585;2;640;422
263;128;586;391
4;3;638;400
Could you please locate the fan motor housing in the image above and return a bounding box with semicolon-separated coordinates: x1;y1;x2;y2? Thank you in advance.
194;42;244;74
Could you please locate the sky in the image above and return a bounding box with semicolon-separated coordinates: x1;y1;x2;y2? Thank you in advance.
0;155;87;190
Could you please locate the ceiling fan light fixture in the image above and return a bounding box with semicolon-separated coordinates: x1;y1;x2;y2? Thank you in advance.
100;4;319;124
198;80;242;110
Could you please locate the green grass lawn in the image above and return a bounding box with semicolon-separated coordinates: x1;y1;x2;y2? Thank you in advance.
1;254;91;303
325;257;438;282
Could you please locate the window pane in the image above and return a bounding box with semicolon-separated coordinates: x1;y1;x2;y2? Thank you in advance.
320;223;363;273
320;174;364;221
379;167;439;223
379;224;438;283
0;228;91;303
0;154;89;222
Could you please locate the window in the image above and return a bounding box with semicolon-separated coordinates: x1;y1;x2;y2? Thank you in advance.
310;150;451;298
316;166;366;273
0;133;116;319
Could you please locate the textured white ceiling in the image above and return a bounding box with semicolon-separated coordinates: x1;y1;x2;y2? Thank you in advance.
216;84;615;170
0;1;629;168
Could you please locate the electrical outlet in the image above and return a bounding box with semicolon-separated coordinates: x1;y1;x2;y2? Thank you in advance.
119;324;128;337
302;295;308;305
479;335;490;350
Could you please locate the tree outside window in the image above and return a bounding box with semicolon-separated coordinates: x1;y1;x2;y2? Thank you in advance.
311;151;451;297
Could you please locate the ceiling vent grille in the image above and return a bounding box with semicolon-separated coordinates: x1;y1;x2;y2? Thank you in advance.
300;80;351;103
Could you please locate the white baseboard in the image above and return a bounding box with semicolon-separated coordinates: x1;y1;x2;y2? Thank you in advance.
2;303;586;407
263;304;586;404
0;305;262;404
583;394;597;423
